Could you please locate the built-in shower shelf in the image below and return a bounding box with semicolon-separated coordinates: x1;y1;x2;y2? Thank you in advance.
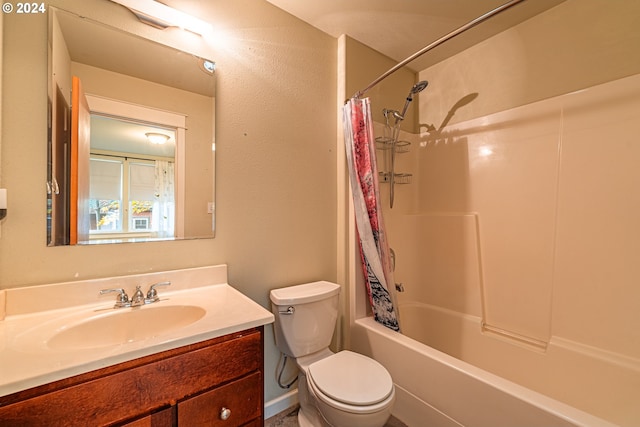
375;136;411;153
379;172;412;184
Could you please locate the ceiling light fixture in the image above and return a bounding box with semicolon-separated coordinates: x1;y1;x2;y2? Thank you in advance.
146;132;171;145
199;59;216;75
109;0;213;36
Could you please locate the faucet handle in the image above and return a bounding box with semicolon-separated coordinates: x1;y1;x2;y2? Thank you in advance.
146;281;171;302
99;288;130;308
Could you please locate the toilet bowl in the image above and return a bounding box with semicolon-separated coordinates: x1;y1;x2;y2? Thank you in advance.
270;281;396;427
306;350;395;427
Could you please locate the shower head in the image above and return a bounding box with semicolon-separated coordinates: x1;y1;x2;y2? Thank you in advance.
411;80;429;95
398;80;429;120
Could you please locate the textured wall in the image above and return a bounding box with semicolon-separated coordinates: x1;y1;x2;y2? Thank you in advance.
0;0;337;404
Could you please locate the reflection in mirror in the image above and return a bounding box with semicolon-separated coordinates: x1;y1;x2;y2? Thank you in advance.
89;116;176;241
47;7;216;246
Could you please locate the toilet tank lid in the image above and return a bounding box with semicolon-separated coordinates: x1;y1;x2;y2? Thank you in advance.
270;281;340;305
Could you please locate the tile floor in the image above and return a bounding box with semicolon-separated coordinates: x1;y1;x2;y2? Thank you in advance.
264;405;407;427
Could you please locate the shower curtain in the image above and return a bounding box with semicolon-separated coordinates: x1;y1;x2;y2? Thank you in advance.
343;98;400;331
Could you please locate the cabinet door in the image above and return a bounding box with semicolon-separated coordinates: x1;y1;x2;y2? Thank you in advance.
178;372;261;426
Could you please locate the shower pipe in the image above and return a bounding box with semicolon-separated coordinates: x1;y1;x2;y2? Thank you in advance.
351;0;526;100
386;81;428;208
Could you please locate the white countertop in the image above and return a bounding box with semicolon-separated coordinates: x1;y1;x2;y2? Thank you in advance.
0;265;274;397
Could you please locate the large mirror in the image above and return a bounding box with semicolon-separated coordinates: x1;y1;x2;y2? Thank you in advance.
47;7;216;246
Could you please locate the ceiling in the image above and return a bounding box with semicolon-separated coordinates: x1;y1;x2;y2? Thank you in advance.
91;115;176;159
55;7;216;97
264;0;565;72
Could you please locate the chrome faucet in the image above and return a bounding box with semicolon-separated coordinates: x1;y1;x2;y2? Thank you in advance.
146;281;171;303
100;281;171;308
99;288;130;308
131;286;146;307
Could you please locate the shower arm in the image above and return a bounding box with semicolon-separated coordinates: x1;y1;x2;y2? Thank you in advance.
351;0;526;100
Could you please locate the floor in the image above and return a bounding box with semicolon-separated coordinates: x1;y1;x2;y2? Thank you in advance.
264;405;408;427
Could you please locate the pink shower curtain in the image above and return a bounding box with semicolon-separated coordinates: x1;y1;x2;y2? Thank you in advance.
343;98;400;331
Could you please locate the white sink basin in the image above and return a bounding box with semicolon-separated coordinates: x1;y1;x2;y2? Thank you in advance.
48;305;206;350
1;272;275;398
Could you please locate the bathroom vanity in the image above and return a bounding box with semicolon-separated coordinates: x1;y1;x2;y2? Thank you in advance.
0;328;263;426
0;265;274;427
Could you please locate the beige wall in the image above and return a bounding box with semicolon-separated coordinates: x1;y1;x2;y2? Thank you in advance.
344;36;418;132
0;0;337;404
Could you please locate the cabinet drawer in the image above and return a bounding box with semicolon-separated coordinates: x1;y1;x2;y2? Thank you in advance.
178;372;262;427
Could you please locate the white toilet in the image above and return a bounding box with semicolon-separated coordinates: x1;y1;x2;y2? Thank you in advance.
270;281;395;427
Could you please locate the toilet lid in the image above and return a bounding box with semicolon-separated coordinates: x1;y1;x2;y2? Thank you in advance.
308;351;393;406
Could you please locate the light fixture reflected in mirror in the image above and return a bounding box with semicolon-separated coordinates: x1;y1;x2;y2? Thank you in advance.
199;59;216;75
109;0;213;36
145;132;171;145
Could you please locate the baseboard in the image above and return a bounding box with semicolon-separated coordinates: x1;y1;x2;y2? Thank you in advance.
264;388;299;419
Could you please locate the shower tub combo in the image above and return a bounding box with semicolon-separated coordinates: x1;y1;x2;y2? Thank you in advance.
341;0;639;423
348;75;640;427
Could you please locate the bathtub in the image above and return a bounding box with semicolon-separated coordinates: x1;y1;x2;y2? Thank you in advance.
350;315;620;427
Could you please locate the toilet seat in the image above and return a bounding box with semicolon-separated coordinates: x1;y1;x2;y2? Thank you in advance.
308;350;394;411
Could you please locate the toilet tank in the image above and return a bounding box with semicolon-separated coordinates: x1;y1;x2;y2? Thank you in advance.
270;281;340;358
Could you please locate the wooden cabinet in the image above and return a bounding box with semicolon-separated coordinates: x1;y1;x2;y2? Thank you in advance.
178;372;261;426
0;327;264;427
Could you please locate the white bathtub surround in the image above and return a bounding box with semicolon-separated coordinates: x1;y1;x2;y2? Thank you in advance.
352;318;617;427
393;303;640;425
358;73;640;427
0;264;274;397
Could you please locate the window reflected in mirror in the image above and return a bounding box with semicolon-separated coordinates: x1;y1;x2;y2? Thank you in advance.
89;116;177;242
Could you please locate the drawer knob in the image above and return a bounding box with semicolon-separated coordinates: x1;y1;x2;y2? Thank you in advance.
220;407;231;421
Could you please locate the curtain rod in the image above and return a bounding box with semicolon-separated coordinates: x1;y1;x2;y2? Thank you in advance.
352;0;526;100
